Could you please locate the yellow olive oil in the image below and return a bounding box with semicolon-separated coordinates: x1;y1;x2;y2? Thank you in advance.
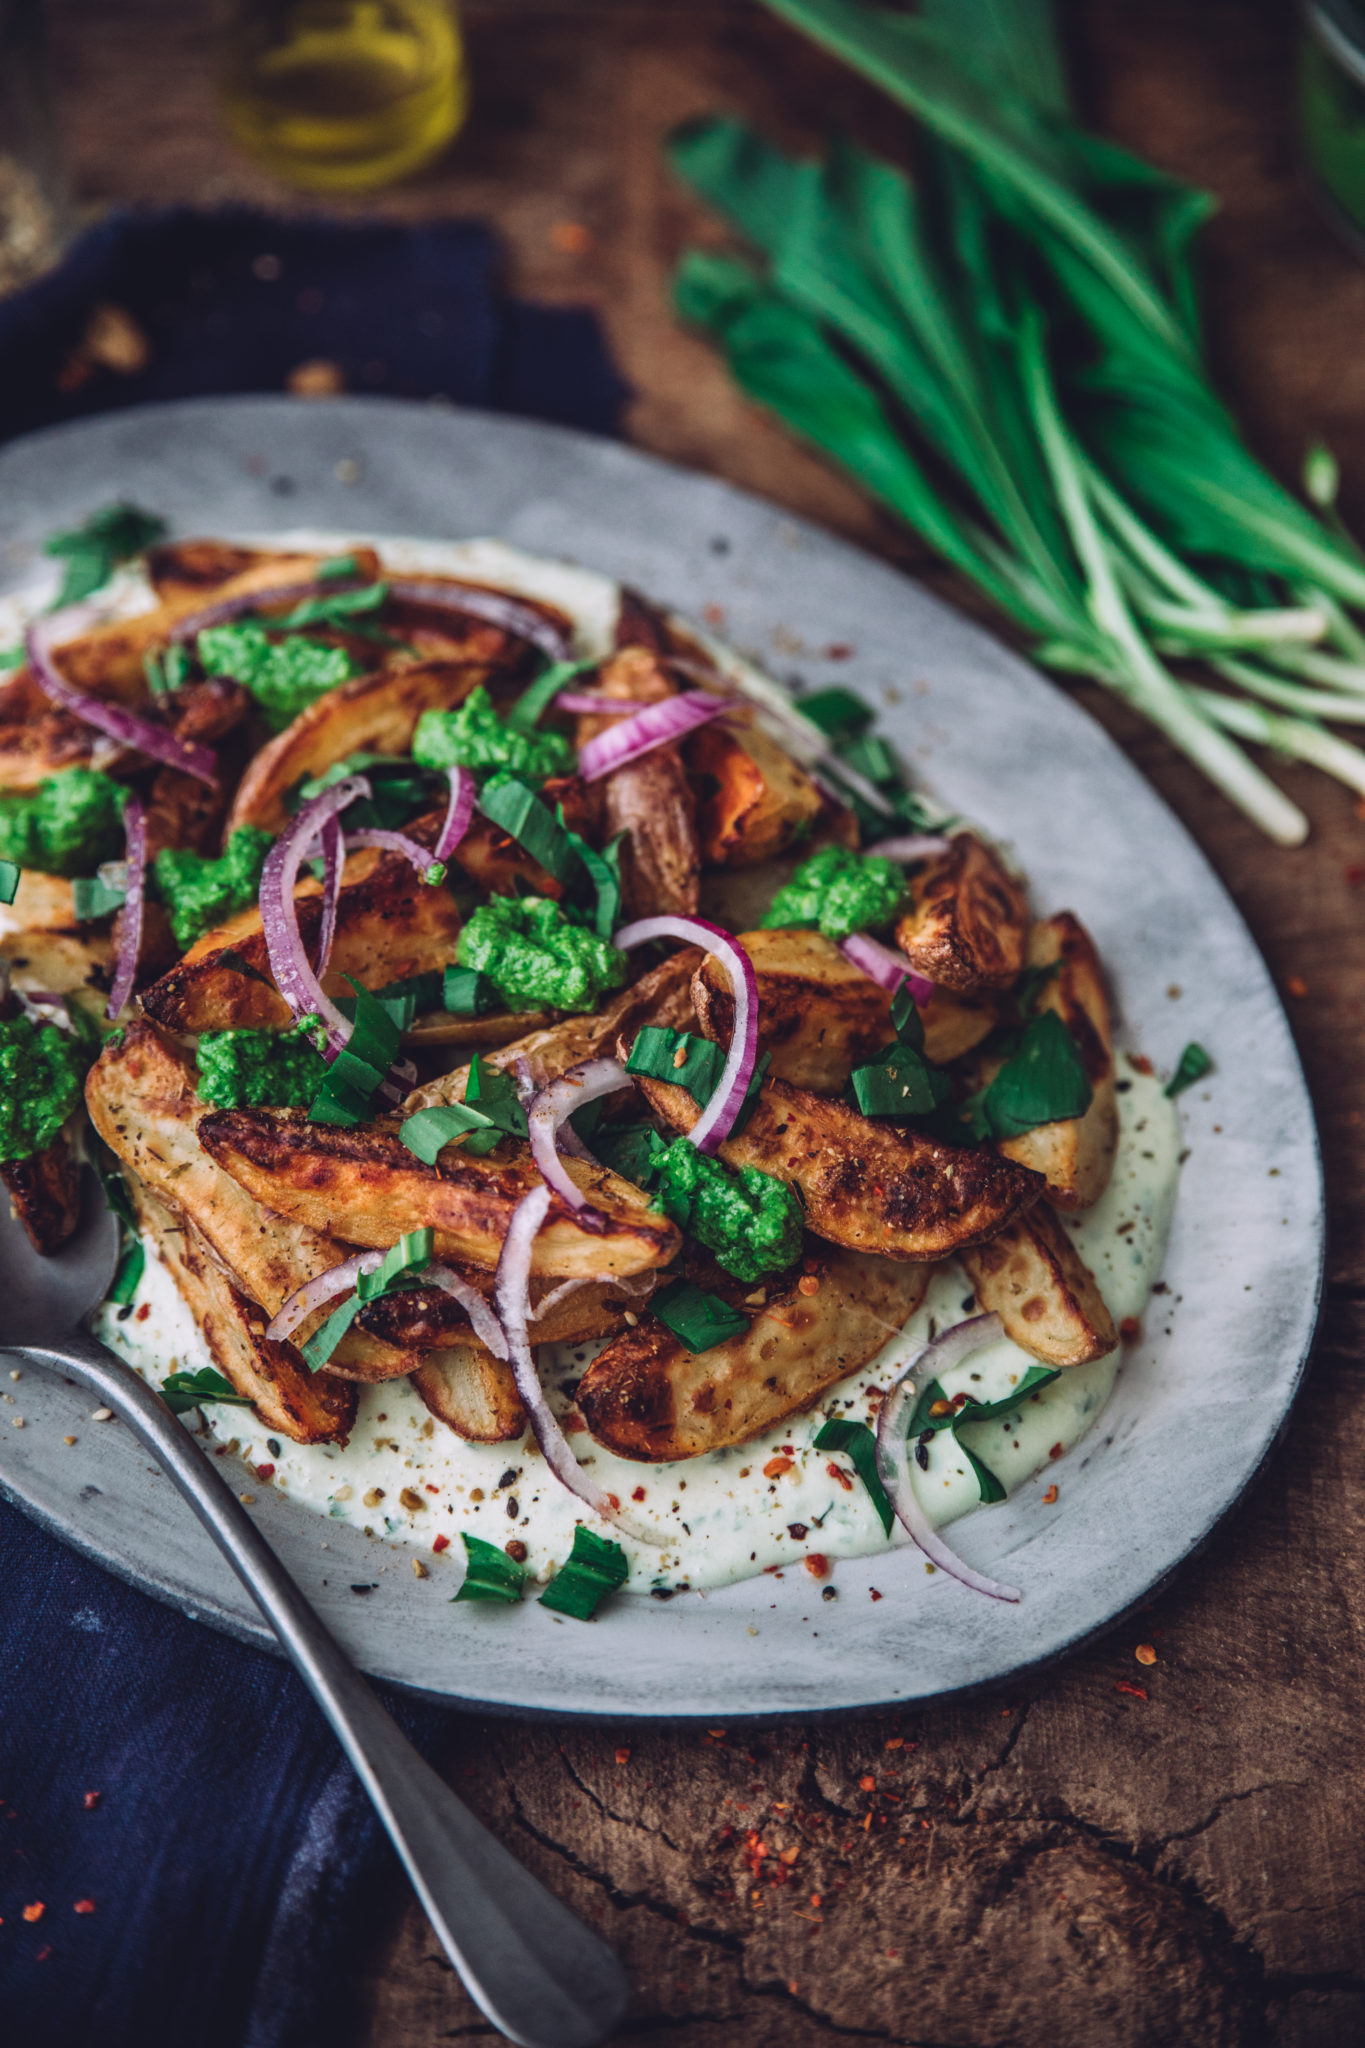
220;1;468;193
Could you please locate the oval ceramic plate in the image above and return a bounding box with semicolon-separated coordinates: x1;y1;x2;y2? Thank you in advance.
0;397;1323;1719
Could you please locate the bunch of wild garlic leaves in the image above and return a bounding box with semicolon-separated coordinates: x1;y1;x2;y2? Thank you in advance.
669;0;1365;844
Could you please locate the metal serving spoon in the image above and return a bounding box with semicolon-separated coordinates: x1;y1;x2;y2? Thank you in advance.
0;1182;629;2048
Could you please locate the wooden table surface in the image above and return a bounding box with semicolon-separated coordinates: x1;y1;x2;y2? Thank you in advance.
45;3;1365;2043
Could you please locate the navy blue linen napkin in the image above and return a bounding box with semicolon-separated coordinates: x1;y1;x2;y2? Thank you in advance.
0;206;627;2048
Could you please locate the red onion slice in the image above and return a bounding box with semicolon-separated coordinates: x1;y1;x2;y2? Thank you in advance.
386;579;572;660
578;691;731;783
874;1313;1021;1603
839;933;935;1007
495;1183;658;1543
433;765;475;863
314;816;342;978
105;794;147;1022
26;607;218;784
554;691;640;716
343;828;446;884
423;1265;511;1359
863;835;951;863
259;776;371;1053
527;1057;633;1218
613;916;757;1153
266;1250;384;1343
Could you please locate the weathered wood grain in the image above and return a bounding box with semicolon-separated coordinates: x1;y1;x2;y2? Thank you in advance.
44;2;1365;2041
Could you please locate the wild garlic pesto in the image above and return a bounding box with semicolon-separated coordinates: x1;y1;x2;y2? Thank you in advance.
94;1068;1180;1595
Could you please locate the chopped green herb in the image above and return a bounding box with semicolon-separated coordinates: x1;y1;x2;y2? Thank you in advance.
624;1026;770;1131
798;685;875;742
308;977;401;1127
107;1236;146;1307
70;874;126;922
1012;959;1062;1020
460;1054;529;1155
457;893;627;1014
851;1041;953;1120
906;1363;1061;1505
153;825;275;950
272;581;388;630
442;964;500;1015
161;1367;253;1415
0;767;128;879
88;1132;137;1233
399;1101;497;1165
196;1018;328;1110
293;751;435;834
761;843;904;940
412;685;575;784
505;656;598;731
539;1525;630;1619
970;1011;1093;1140
317;553;361;581
0;859;19;906
812;1417;894;1535
455;1531;528;1605
651;1278;750;1353
143;641;189;695
0;645;22;671
650;1137;803;1282
301;1229;434;1369
45;503;165;608
197;622;361;731
475;773;579;883
1165;1041;1212;1097
593;1121;666;1188
563;826;624;939
0;1011;93;1162
362;968;444;1029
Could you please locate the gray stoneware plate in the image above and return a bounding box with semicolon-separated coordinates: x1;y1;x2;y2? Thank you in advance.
0;396;1323;1719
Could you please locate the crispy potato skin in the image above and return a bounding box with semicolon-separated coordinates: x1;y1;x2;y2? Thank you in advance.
578;1248;931;1460
197;1109;682;1279
357;1270;629;1353
411;1346;526;1443
632;1063;1044;1260
894;834;1028;994
2;1128;82;1255
579;647;700;919
141;838;461;1034
226;657;494;835
126;1175;356;1444
145;542;382;608
995;914;1119;1211
960;1202;1117;1366
689;713;823;868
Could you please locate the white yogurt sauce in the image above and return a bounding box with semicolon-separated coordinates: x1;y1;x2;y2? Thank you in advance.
93;1066;1180;1594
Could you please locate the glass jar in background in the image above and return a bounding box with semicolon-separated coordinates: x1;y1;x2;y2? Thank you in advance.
220;1;469;193
0;0;72;294
1299;1;1365;245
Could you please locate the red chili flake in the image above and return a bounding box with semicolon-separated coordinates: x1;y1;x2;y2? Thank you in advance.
73;1899;95;1915
135;1301;152;1323
763;1455;794;1479
810;1892;822;1907
631;1485;646;1502
824;643;854;660
1115;1680;1148;1701
255;1463;275;1481
431;1534;450;1553
885;1736;904;1749
1286;975;1308;999
742;1831;769;1876
1118;1317;1141;1343
1049;1442;1065;1460
779;1844;800;1864
1128;1053;1154;1074
858;1774;876;1791
803;1554;829;1580
22;1902;45;1922
1345;863;1365;887
869;1588;883;1602
35;1944;52;1962
424;1483;439;1495
703;603;726;628
82;1791;101;1811
1042;1484;1059;1505
614;1747;630;1765
826;1461;854;1492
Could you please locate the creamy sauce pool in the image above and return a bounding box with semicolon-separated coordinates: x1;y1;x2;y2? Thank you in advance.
94;1067;1180;1594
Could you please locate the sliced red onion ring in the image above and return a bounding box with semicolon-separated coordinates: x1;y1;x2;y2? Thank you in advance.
343;828;446;884
874;1313;1020;1603
386;579;571;660
495;1183;658;1542
168;576;355;641
260;776;371;1053
527;1057;633;1219
423;1265;511;1359
266;1250;384;1343
578;691;731;783
527;1270;659;1325
554;690;641;716
839;933;935;1007
314;816;342;978
26;607;218;784
433;764;474;863
863;835;951;863
105;794;147;1022
613;916;757;1153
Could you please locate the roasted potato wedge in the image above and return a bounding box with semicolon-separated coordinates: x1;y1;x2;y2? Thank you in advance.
578;1247;931;1461
994;914;1119;1211
197;1108;682;1279
959;1202;1117;1367
146;541;382;609
631;1063;1044;1260
126;1175;356;1443
357;1270;632;1354
2;1127;82;1255
689;712;823;868
411;1346;527;1444
894;833;1028;994
141;839;461;1035
578;647;699;919
691;928;996;1093
226;658;494;835
0;924;109;997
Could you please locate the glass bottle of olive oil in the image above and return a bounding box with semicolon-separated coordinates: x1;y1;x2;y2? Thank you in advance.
220;1;468;193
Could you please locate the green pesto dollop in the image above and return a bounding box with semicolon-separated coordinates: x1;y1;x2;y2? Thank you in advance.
153;825;275;951
650;1137;804;1284
0;1013;91;1162
456;894;626;1014
0;767;127;878
196;1017;328;1110
760;843;904;941
411;685;574;784
197;623;360;732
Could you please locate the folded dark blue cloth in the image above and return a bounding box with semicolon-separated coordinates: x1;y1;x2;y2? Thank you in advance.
0;205;627;2048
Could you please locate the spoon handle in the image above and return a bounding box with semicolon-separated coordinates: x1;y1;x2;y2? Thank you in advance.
20;1330;628;2048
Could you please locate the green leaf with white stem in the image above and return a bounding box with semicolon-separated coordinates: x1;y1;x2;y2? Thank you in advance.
506;656;598;732
399;1101;497;1165
1203;657;1365;726
161;1368;254;1415
1186;687;1365;799
301;1229;434;1370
